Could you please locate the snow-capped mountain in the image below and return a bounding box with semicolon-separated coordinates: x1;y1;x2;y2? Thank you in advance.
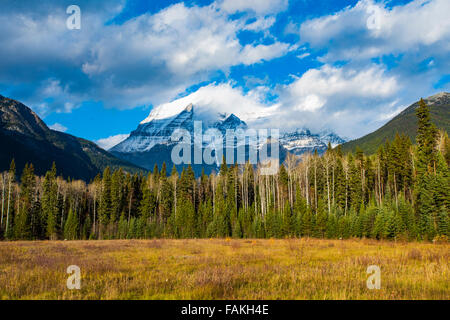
279;129;326;155
278;129;347;155
110;103;346;174
112;103;194;153
213;113;248;134
318;130;347;148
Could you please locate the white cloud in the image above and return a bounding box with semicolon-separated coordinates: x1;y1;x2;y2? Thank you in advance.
48;123;68;132
292;0;450;137
287;64;398;99
296;52;310;59
96;134;130;150
219;0;288;15
376;101;403;122
143;82;279;126
141;63;402;139
272;63;401;137
0;1;291;113
84;3;291;76
243;16;276;31
299;0;450;61
78;2;292;109
294;94;325;112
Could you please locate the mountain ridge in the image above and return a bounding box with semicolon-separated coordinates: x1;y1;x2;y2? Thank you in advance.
0;95;146;180
341;92;450;154
111;103;346;174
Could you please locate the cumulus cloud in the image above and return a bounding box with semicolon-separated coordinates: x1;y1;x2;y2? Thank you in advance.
142;82;279;126
96;134;130;150
48;123;68;132
271;64;401;137
291;0;450;136
0;1;291;113
219;0;288;15
2;0;448;142
243;16;276;32
287;64;398;100
299;0;450;62
280;64;401;137
138;64;401;139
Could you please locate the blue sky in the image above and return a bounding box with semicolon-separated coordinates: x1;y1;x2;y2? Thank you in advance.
0;0;449;149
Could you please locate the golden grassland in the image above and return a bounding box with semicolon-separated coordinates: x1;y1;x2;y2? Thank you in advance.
0;238;448;300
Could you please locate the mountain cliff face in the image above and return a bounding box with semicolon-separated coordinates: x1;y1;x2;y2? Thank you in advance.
342;92;450;154
112;104;194;153
0;94;145;180
279;129;345;155
111;103;346;173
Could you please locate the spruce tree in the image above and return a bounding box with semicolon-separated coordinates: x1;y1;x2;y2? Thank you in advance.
98;167;112;238
64;207;78;240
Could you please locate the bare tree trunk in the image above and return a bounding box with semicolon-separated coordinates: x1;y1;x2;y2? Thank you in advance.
393;172;398;207
125;191;131;227
61;189;66;230
332;162;335;207
254;173;257;216
326;156;331;214
314;157;317;210
1;173;5;229
305;161;309;207
93;189;97;233
344;163;348;215
6;175;11;235
211;177;214;215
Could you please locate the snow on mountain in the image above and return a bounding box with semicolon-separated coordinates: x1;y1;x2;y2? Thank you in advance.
318;130;347;148
213;113;248;134
279;129;327;155
111;104;194;153
111;103;346;160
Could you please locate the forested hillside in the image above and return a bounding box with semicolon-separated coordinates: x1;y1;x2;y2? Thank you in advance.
342;92;450;154
0;99;448;241
0;95;146;180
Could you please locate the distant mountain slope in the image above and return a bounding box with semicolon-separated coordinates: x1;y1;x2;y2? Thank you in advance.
342;92;450;154
111;102;346;174
0;94;146;180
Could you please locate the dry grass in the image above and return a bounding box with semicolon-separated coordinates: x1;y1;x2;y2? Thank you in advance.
0;238;448;300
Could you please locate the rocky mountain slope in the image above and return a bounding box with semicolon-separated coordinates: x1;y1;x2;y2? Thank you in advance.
342;92;450;154
0;94;145;180
111;103;346;174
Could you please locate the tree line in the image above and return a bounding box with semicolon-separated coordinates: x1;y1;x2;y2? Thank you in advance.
0;99;448;241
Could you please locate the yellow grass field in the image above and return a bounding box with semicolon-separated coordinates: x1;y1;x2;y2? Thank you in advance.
0;239;448;300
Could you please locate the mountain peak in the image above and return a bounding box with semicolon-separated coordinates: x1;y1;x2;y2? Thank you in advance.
0;94;49;138
141;102;194;125
213;113;248;133
425;92;450;104
342;92;450;154
0;95;144;180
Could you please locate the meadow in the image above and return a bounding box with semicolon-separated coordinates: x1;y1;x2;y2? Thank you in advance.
0;238;448;300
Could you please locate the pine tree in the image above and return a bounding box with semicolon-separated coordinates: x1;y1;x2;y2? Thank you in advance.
416;99;438;175
43;163;59;240
316;198;328;238
14;163;34;239
98;167;112;238
415;99;440;239
5;160;16;239
64;207;78;240
437;206;449;237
